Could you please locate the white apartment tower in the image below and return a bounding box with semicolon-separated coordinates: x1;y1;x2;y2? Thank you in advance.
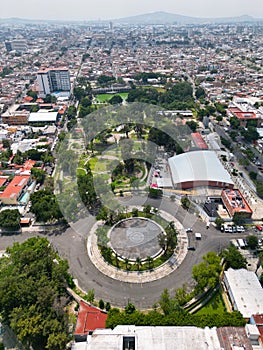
5;39;28;53
37;68;71;97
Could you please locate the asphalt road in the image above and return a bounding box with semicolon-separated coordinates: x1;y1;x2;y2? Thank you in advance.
0;197;240;309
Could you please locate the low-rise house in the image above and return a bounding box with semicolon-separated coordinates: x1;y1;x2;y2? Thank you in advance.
0;175;31;205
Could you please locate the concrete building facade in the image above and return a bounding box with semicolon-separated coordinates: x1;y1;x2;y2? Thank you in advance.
37;68;71;97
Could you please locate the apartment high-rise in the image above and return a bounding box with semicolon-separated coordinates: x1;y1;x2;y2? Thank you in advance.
5;39;28;53
37;68;71;97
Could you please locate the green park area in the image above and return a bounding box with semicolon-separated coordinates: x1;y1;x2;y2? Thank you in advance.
94;92;128;103
195;289;226;316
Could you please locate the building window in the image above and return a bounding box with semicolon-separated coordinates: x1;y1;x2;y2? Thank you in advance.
123;336;135;350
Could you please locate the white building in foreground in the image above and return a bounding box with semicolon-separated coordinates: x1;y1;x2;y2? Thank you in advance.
223;268;263;319
72;325;222;350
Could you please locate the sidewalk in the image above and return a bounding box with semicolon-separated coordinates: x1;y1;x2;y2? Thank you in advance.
87;207;188;284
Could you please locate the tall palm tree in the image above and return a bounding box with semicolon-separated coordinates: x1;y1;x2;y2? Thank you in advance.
158;233;166;251
136;256;141;270
124;258;129;270
115;253;119;268
146;256;153;269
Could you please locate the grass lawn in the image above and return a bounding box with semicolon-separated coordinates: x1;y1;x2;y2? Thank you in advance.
76;168;86;176
88;157;98;171
141;86;166;93
95;93;128;103
89;157;113;173
195;290;226;315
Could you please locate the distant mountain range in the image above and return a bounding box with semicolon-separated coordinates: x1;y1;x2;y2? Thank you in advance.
0;11;262;25
114;11;262;25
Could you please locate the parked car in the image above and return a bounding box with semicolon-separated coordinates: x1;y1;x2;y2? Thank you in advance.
228;225;233;233
186;228;193;233
256;225;262;232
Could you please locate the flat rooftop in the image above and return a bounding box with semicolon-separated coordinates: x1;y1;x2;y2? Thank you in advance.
217;327;253;350
224;268;263;319
86;325;222;350
222;189;253;214
28;112;58;123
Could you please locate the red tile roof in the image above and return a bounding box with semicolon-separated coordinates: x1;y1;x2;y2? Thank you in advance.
191;132;208;149
0;175;30;199
0;177;8;188
228;107;258;120
74;301;107;335
22;160;36;172
24;96;34;103
252;314;263;325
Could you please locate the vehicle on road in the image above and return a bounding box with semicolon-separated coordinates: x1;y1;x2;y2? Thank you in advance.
195;232;202;240
230;239;239;248
186;228;193;233
187;246;196;251
237;238;246;248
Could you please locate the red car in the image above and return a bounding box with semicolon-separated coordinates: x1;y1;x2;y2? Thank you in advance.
256;225;262;232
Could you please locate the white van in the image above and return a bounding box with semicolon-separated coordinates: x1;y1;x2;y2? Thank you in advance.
237;238;245;248
230;239;239;248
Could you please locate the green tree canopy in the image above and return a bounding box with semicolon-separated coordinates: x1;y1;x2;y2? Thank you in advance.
0;209;21;229
246;235;258;250
106;308;245;329
109;95;123;105
192;252;221;292
31;167;46;184
30;190;63;222
186;120;198;132
0;237;70;350
222;244;247;270
241;126;259;142
215;217;224;229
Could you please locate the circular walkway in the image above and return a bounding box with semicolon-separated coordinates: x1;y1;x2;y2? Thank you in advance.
87;206;188;283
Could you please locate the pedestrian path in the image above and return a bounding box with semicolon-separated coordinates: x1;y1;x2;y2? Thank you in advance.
87;207;188;283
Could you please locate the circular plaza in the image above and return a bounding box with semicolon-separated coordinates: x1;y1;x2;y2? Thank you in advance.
109;217;164;261
87;206;189;283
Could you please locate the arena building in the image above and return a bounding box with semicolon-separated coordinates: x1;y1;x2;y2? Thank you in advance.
168;150;234;190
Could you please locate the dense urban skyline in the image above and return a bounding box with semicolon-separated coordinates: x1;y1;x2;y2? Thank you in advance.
1;0;263;21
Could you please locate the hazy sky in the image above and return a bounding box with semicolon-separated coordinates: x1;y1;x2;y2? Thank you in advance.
1;0;263;20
